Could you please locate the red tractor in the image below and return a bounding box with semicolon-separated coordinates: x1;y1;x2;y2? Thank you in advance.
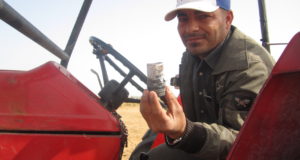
1;0;300;159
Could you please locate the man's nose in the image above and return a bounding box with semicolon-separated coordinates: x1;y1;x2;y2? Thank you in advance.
186;20;200;33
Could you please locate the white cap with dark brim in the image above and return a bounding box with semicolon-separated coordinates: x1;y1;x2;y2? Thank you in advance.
165;0;230;21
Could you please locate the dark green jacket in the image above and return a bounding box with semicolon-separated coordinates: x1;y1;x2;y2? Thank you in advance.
177;26;275;159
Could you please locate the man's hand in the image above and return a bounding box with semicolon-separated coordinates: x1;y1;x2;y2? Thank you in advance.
140;87;186;139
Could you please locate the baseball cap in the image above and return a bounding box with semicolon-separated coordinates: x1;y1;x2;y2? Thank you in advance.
165;0;230;21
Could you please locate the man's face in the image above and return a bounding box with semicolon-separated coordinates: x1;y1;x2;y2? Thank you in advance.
177;8;233;58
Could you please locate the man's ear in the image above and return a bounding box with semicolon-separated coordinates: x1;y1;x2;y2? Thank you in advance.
225;10;234;30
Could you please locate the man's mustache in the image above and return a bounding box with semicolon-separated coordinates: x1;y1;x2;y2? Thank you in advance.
183;33;206;40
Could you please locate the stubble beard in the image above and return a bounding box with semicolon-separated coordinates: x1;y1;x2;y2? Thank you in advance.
187;42;210;58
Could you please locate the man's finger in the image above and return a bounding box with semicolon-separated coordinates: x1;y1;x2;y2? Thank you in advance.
149;91;162;110
140;90;152;119
141;90;149;103
165;86;179;113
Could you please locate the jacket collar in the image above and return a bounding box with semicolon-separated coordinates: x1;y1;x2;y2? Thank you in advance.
211;26;249;75
203;29;231;70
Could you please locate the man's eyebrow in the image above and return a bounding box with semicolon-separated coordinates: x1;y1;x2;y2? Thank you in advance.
194;10;207;15
177;11;186;17
177;10;208;17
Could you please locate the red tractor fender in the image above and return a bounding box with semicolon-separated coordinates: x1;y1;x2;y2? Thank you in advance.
0;62;124;160
227;32;300;159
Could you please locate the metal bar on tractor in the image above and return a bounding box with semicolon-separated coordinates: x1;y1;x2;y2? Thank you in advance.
91;69;103;90
114;71;135;94
268;43;288;46
258;0;271;52
89;36;148;84
105;56;144;93
97;53;109;85
0;0;69;60
61;0;93;68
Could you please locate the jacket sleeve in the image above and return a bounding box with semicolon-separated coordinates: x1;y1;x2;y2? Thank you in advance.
166;57;272;160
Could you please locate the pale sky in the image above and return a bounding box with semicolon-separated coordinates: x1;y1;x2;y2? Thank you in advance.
1;0;300;96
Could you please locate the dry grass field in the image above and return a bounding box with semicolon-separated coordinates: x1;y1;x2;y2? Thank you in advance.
117;103;149;160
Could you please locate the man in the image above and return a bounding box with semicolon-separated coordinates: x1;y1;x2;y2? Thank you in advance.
131;0;275;159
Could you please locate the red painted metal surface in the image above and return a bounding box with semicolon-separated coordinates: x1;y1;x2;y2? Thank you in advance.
0;61;122;159
0;134;121;160
150;133;165;149
227;32;300;159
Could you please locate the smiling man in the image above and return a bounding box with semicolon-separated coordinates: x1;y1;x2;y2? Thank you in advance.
130;0;275;159
177;8;231;58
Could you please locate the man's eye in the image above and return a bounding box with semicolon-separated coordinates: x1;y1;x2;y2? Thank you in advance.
196;14;210;20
